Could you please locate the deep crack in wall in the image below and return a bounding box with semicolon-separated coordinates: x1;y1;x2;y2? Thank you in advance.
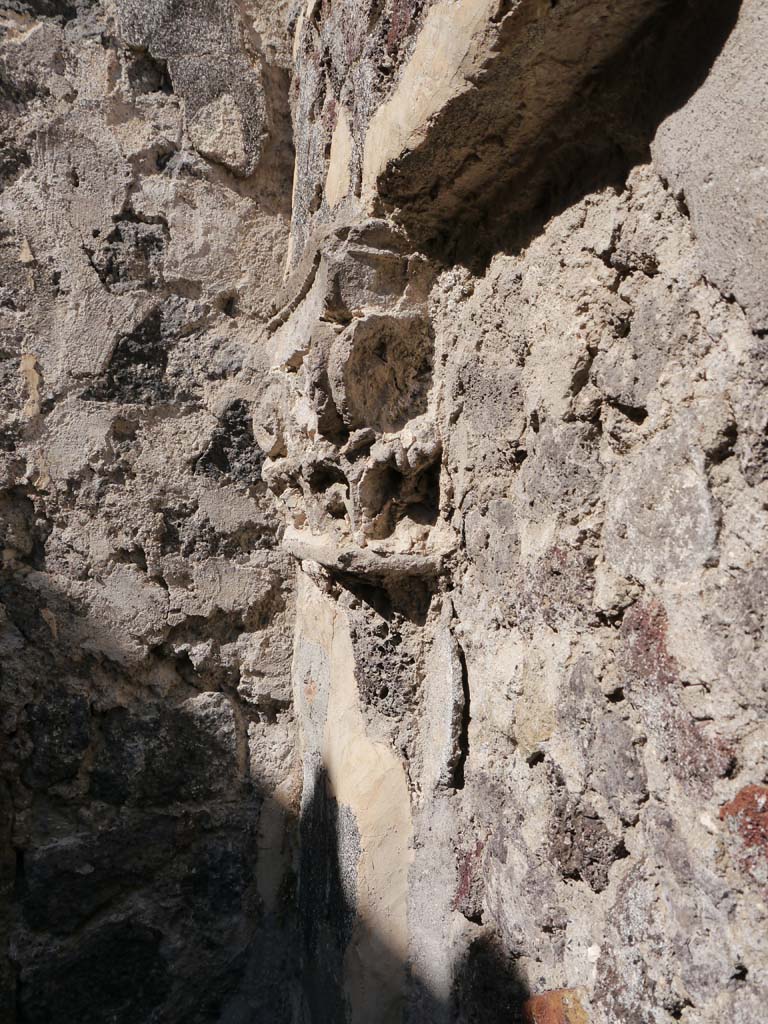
0;1;766;1023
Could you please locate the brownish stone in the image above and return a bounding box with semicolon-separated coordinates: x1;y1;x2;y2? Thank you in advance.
619;601;736;793
452;838;485;921
523;988;589;1024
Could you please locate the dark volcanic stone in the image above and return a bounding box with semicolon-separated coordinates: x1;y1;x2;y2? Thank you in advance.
18;920;169;1024
193;400;265;489
82;307;172;405
89;697;238;807
550;797;628;893
21;689;91;789
19;815;180;935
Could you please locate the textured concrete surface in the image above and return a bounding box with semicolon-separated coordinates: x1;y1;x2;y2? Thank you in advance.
1;1;766;1022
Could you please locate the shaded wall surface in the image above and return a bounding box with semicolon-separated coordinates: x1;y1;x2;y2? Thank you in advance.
1;1;767;1023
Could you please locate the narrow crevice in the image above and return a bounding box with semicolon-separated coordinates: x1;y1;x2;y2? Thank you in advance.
452;637;471;791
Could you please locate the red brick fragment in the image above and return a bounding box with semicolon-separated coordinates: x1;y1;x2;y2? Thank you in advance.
720;784;768;882
523;988;589;1024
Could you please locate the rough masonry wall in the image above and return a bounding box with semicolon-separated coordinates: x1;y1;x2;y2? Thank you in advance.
268;0;768;1021
1;2;299;1021
1;1;766;1023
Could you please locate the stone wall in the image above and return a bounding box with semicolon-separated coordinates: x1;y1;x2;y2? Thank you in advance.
0;2;298;1020
1;1;766;1023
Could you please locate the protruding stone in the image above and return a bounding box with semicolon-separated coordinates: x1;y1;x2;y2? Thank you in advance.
325;106;354;208
188;93;250;176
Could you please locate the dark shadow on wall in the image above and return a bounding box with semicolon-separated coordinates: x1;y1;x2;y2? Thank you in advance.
1;566;529;1024
298;766;531;1024
423;0;744;270
405;932;533;1024
0;566;298;1024
298;767;356;1024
